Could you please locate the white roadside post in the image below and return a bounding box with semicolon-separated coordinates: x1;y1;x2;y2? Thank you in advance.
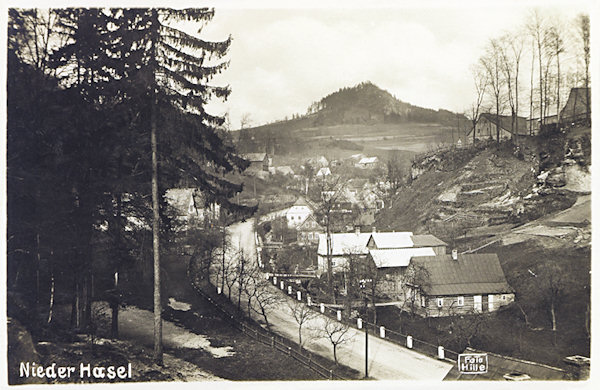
379;326;386;338
337;310;342;321
357;318;363;329
287;285;292;295
407;335;413;349
438;346;445;360
280;280;284;289
297;291;302;301
307;296;312;306
273;276;277;285
217;286;222;294
320;303;325;313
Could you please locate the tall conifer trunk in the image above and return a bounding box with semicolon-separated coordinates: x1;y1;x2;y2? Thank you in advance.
151;93;162;365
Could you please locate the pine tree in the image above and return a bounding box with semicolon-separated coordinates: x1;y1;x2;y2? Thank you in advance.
107;8;255;364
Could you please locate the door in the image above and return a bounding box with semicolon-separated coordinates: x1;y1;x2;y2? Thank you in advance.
474;295;482;312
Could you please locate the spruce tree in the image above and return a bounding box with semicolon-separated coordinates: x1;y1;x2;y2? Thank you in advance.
110;8;254;364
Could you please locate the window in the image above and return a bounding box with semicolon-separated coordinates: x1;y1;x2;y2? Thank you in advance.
457;296;464;306
437;298;444;308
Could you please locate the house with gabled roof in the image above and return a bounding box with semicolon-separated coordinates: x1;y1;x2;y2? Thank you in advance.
560;87;590;124
316;230;447;277
243;152;271;172
469;113;528;141
286;196;314;228
316;166;332;177
296;214;324;245
355;156;379;169
164;188;220;230
408;252;514;317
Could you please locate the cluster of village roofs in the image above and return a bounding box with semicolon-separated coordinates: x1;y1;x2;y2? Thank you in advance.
163;188;514;318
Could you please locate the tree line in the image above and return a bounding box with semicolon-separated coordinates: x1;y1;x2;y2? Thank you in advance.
466;10;590;142
7;8;254;364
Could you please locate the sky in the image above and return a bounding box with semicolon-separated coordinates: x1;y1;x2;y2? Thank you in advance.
187;0;591;129
5;0;593;128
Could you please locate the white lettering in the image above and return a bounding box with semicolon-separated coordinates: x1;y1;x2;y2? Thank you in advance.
80;363;91;377
36;365;45;378
46;363;57;379
117;366;126;379
106;366;116;380
58;367;67;379
19;362;30;377
93;366;105;378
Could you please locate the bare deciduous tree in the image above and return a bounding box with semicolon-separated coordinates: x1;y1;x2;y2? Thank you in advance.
480;38;506;142
250;280;283;331
287;299;318;350
317;316;354;365
576;13;590;123
466;64;488;143
498;32;525;141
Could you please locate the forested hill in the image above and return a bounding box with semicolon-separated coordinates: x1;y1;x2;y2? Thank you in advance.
305;81;461;126
236;82;465;154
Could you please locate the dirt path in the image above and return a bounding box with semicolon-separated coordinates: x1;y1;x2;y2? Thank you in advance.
225;220;453;380
95;302;235;359
501;194;590;246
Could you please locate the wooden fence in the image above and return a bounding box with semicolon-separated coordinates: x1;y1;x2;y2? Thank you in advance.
188;274;347;380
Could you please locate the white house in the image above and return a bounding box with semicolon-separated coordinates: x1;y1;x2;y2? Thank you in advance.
317;230;447;276
316;167;332;177
286;197;314;228
164;188;220;230
356;157;379;169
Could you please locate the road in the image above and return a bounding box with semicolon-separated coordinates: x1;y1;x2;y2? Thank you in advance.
224;220;453;380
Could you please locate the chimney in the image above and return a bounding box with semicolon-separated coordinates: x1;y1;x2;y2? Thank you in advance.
355;226;361;235
451;249;458;260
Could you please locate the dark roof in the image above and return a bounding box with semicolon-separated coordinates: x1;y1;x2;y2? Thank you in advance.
560;87;590;120
412;254;513;296
243;153;267;162
411;234;447;247
296;214;323;231
292;196;311;207
474;113;528;135
444;347;567;380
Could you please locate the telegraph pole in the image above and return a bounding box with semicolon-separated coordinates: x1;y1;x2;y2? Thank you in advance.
362;285;369;379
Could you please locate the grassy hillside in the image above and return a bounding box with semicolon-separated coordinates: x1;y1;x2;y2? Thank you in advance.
373;127;591;367
236;82;469;155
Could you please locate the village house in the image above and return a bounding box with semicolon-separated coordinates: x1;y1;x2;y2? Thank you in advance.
164;188;220;230
469;113;528;141
274;165;295;176
316;167;332;177
243;152;271;172
296;214;324;245
560;87;590;125
286;196;314;228
355;156;379;169
405;251;514;317
316;230;447;276
526;87;590;133
316;230;372;276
